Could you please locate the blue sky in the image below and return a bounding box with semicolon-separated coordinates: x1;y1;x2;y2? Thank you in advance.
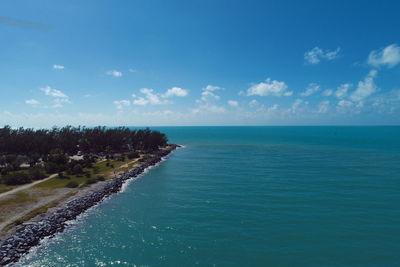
1;0;400;127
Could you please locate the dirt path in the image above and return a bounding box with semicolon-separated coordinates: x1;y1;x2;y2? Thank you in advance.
0;174;58;200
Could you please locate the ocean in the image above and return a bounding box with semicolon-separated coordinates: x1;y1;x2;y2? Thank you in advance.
15;127;400;266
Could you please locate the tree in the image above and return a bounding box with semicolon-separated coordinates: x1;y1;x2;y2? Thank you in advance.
0;126;169;162
72;164;83;174
3;173;32;185
29;167;46;180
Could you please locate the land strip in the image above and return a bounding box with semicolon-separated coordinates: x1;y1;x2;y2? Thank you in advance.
0;145;178;266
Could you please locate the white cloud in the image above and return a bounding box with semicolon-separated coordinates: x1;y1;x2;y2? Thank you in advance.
192;104;225;114
304;47;340;65
192;85;226;114
106;70;122;77
350;70;378;102
247;78;292;97
368;44;400;68
300;83;320;96
163;87;188;98
322;89;333;97
371;90;400;114
203;105;225;113
203;85;224;91
130;87;188;106
25;99;39;105
249;100;259;107
132;97;148;106
268;104;279;112
52;64;64;70
200;91;220;102
227;100;239;107
285;99;309;115
283;91;293;96
131;88;169;106
249;99;260;107
40;86;70;108
128;68;137;73
291;99;305;113
317;100;330;113
52;98;71;108
336;100;354;113
113;100;130;110
140;88;166;105
41;86;68;98
335;83;351;99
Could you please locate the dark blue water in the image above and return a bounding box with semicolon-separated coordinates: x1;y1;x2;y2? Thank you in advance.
17;127;400;266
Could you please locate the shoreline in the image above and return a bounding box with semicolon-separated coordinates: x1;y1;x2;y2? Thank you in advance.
0;144;179;266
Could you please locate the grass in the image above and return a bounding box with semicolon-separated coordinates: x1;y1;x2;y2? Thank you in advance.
0;155;137;192
0;155;142;233
34;157;131;190
95;159;129;175
3;191;77;231
35;175;87;189
0;192;37;209
0;184;16;194
0;168;47;194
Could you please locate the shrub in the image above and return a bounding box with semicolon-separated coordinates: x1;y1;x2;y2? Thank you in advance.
84;172;91;178
96;175;105;181
3;173;32;185
72;164;83;174
66;181;79;188
29;168;47;180
44;162;66;174
106;162;110;167
58;172;70;179
5;154;17;164
127;152;139;159
139;155;152;162
83;155;96;163
1;167;8;176
47;152;68;165
85;178;98;184
93;166;100;174
66;168;73;175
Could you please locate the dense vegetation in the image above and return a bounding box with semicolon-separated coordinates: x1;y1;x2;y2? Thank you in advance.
0;126;168;186
0;126;167;155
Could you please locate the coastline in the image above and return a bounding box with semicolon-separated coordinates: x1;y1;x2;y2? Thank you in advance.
0;144;179;266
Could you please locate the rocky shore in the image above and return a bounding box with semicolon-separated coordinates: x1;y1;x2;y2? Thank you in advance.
0;145;179;266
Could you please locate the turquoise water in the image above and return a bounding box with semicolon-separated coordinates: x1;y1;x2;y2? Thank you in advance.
17;127;400;266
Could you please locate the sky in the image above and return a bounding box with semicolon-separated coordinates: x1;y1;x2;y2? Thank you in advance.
1;0;400;127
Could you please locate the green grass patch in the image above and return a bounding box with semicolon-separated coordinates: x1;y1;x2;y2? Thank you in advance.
0;192;37;209
34;157;129;189
35;175;87;189
95;159;126;173
3;191;76;231
0;184;16;194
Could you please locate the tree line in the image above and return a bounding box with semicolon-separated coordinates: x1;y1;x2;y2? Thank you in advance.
0;126;168;185
0;126;168;156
